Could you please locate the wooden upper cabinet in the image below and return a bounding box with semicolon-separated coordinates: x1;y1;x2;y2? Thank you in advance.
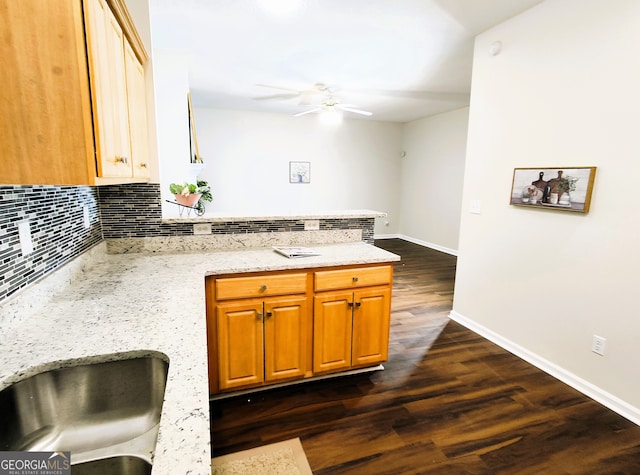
124;41;151;178
0;0;95;185
0;0;150;186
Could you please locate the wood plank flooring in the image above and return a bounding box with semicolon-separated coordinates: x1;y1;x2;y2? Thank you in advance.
210;238;640;474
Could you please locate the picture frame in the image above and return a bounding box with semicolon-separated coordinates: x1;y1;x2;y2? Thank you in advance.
187;92;202;164
289;161;310;184
510;167;596;213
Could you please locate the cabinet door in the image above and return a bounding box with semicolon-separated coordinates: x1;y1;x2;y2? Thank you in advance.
313;291;353;374
124;41;150;178
264;296;308;382
85;0;131;178
0;0;95;185
216;300;264;391
104;4;132;176
352;287;391;367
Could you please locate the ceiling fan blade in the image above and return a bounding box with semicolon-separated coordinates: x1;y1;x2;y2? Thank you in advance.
255;83;301;93
339;106;372;116
253;93;301;101
293;107;322;117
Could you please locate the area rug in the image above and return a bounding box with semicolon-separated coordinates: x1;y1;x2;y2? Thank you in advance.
211;437;313;474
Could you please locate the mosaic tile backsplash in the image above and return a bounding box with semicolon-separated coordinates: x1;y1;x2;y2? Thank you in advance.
0;183;375;306
0;186;102;303
98;183;375;242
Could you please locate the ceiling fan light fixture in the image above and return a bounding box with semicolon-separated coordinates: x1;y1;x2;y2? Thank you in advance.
318;108;343;126
257;0;303;18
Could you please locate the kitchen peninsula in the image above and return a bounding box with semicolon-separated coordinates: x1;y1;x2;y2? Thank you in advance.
0;223;399;475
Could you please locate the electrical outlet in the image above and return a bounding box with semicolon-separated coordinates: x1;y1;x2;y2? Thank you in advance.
592;335;606;356
304;219;320;231
193;223;211;235
18;220;34;256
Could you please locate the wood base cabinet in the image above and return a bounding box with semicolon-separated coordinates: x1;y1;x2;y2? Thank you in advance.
206;264;393;396
216;296;309;392
313;267;392;374
206;272;312;394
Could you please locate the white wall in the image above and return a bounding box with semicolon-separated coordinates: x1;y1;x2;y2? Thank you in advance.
193;109;403;235
400;108;468;254
152;49;195;214
453;0;640;422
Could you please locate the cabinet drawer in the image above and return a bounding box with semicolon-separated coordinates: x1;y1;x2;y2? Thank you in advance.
314;265;392;292
215;273;307;300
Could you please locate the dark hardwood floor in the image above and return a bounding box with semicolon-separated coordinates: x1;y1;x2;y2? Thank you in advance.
210;239;640;474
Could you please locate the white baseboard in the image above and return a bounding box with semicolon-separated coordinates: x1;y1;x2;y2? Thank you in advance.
449;310;640;426
373;233;399;240
373;233;458;256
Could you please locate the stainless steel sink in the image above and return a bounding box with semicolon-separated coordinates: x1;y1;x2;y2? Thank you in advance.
0;355;168;467
72;456;152;475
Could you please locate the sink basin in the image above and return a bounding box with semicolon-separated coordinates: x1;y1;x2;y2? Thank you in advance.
0;355;168;466
72;456;152;475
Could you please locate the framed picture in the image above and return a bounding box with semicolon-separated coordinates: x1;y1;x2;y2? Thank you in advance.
289;161;310;184
510;167;596;213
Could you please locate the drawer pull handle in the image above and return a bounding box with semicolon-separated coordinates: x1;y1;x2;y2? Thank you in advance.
352;276;359;282
260;285;267;291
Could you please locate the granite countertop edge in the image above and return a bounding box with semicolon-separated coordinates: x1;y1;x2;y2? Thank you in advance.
0;241;400;475
162;209;387;223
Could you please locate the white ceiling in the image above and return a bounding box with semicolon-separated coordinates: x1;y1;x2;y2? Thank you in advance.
149;0;543;123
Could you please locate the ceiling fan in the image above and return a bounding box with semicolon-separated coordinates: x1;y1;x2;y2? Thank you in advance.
292;98;372;117
255;82;372;117
254;82;333;105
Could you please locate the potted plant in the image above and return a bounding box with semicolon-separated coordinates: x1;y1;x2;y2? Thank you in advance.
556;175;578;204
170;181;212;212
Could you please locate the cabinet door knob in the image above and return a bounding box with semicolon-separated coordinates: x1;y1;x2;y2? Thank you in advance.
348;301;354;308
257;312;263;320
260;285;267;292
139;163;147;168
265;311;273;318
352;276;359;282
355;302;361;308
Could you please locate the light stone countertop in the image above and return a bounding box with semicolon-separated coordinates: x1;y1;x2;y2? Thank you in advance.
0;241;400;475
